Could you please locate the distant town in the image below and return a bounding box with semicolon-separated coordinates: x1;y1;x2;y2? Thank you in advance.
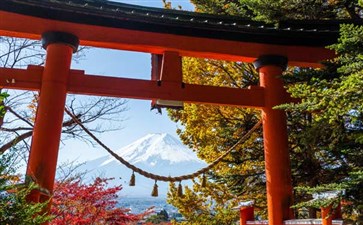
118;198;185;224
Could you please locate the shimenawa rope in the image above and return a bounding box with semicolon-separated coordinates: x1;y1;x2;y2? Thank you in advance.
64;108;262;183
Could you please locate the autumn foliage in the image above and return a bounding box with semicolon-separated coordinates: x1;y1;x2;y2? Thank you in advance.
50;177;141;225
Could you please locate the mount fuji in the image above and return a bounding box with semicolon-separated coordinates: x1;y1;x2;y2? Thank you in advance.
79;133;207;197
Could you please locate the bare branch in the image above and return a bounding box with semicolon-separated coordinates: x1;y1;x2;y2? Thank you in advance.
56;160;87;183
0;37;128;161
0;131;33;154
6;106;34;127
0;127;33;132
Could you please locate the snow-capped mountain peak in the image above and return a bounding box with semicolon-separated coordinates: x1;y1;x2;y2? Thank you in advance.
80;133;206;197
100;133;204;166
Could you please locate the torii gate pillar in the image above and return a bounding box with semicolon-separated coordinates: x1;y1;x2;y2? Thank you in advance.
26;32;79;204
254;55;294;224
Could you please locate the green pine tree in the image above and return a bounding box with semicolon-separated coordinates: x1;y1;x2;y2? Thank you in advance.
166;0;363;223
0;149;52;224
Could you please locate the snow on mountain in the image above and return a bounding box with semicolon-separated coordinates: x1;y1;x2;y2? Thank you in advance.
79;133;206;197
100;133;204;166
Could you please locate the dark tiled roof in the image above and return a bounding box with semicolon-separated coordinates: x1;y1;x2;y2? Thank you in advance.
0;0;362;46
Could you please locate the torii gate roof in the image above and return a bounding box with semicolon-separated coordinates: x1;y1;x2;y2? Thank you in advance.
1;0;360;67
0;0;344;46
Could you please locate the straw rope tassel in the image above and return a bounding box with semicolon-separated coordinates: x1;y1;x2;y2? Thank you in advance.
177;182;183;197
201;174;207;187
64;109;262;185
129;171;135;186
151;180;158;197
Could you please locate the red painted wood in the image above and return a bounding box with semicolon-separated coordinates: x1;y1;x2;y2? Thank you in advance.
0;66;42;91
25;44;73;211
259;65;294;225
240;207;254;225
0;4;341;224
0;67;266;108
322;206;333;225
0;11;334;67
160;51;183;83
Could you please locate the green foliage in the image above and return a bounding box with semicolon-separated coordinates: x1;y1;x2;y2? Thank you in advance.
190;0;251;16
281;25;363;124
0;151;52;224
238;0;361;22
146;209;169;224
279;23;363;220
293;171;362;218
0;92;9;117
191;0;362;23
166;0;363;223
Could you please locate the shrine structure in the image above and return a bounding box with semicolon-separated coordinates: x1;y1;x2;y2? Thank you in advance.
0;0;357;224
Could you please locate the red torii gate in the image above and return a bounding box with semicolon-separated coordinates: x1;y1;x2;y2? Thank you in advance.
0;0;346;224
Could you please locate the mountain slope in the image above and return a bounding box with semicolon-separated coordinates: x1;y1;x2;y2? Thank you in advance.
80;133;206;197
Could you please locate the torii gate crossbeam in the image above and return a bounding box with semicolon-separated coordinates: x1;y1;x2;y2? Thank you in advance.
0;66;265;108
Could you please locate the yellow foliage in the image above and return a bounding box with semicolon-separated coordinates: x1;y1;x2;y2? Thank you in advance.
27;94;39;122
167;58;267;222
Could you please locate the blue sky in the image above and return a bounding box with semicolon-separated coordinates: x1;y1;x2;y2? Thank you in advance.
57;0;194;164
